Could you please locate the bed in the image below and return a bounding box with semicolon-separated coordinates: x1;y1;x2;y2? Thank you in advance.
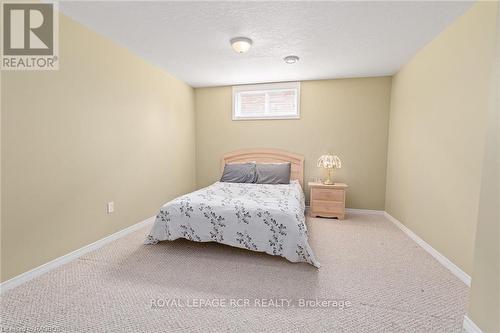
144;149;320;268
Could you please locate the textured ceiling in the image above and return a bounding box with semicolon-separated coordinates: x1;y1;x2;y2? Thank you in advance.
59;1;473;87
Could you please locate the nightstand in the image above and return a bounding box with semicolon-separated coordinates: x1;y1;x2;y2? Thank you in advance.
309;182;348;219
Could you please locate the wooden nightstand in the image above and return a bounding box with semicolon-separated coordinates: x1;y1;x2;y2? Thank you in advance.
309;182;348;219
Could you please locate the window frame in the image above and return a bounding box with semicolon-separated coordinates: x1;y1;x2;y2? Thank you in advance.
232;82;301;121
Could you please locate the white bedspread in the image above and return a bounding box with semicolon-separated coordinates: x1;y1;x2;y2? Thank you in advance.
144;181;320;268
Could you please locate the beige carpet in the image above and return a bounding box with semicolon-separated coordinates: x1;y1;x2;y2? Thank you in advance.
1;213;468;332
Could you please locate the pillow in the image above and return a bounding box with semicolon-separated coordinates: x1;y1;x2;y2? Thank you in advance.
255;162;291;184
220;162;257;183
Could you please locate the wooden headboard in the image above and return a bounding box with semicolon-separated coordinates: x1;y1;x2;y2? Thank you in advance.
221;149;304;187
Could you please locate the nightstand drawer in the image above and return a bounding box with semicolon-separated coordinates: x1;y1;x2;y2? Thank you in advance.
312;188;345;202
311;200;344;213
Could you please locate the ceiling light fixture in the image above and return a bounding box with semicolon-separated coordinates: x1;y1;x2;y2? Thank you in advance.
230;37;253;54
284;55;299;64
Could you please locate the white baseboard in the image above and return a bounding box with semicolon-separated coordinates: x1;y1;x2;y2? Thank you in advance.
308;207;470;286
346;208;384;215
383;212;471;286
0;216;155;294
463;315;483;333
305;206;384;215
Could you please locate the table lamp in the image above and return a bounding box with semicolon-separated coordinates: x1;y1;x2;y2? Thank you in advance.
317;154;342;185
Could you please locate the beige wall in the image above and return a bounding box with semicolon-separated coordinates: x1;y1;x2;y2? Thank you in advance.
385;2;498;275
0;14;196;282
195;77;392;209
468;2;500;331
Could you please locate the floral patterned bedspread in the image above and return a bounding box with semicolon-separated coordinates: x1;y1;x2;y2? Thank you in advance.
144;181;320;268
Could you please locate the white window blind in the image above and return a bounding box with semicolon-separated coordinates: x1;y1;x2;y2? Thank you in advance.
232;82;300;120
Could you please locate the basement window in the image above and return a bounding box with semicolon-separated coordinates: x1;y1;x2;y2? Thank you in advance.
232;82;300;120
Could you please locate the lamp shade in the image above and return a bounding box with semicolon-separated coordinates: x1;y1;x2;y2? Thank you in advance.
317;154;342;169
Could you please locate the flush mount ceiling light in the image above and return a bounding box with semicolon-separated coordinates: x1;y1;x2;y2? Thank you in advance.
230;37;253;54
284;55;300;64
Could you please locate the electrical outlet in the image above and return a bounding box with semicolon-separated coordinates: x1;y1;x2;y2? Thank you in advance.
107;202;114;214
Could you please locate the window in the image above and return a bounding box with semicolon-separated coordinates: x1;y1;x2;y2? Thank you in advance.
232;82;300;120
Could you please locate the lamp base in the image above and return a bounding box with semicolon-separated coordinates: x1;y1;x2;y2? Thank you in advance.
322;168;334;185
